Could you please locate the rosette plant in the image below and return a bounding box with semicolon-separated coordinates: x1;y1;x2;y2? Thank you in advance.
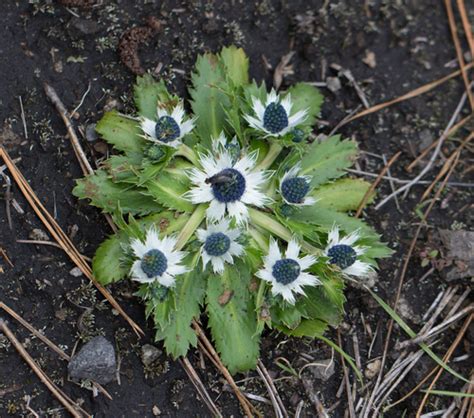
74;46;391;373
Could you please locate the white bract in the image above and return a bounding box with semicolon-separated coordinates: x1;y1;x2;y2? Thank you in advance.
196;219;244;274
185;134;270;224
140;103;195;148
130;227;188;287
244;89;308;137
279;165;316;206
325;225;372;278
256;238;320;304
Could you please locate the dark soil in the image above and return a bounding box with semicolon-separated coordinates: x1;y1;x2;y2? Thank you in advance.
0;1;472;417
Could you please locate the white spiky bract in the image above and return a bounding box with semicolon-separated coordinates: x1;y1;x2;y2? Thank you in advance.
325;225;372;278
140;103;196;148
185;134;271;224
196;218;244;274
130;227;189;287
256;238;320;304
244;89;308;137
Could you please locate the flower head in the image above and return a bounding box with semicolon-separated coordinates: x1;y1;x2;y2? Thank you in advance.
140;103;195;148
130;227;188;287
256;238;320;304
325;225;372;278
196;219;244;274
244;89;308;137
279;165;316;206
185;134;270;224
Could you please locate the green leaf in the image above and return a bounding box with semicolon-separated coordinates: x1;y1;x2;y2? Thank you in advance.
96;110;145;154
144;172;194;213
156;259;206;359
285;82;323;127
286;319;328;337
189;53;229;147
219;46;249;87
297;275;345;327
103;155;139;184
300;136;358;187
271;304;302;329
367;288;470;384
134;74;174;119
206;261;260;373
73;170;158;215
92;233;129;285
313;178;374;212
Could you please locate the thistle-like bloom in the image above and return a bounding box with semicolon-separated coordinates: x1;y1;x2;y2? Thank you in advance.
244;89;308;137
185;135;270;224
279;165;316;206
196;219;244;274
256;238;320;304
140;103;195;148
325;225;372;278
130;227;188;287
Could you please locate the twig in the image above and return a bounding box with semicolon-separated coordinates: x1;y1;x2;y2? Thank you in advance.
71;81;92;117
0;319;88;418
19;96;28;139
16;239;92;262
43;83;117;233
328;105;362;136
256;364;284;418
1;172;13;229
355;151;401;217
345;63;473;122
179;357;223;418
445;0;474;110
192;320;257;417
0;247;14;268
0;147;143;337
301;377;329;418
331;64;370;109
382;153;401;211
374;89;469;210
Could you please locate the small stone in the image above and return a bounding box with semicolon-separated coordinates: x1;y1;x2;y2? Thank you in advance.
152;405;161;416
310;359;335;381
69;267;83;277
85;124;98;142
326;77;341;93
141;344;162;367
71;17;100;35
418;129;434;152
362;50;377;68
29;228;49;241
68;336;116;384
365;359;381;379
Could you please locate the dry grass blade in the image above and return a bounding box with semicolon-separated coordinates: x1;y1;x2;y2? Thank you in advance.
337;330;356;418
0;319;90;418
0;247;14;268
421;132;473;201
457;0;474;60
257;359;288;418
363;149;464;418
445;0;474;110
415;313;473;417
406;114;472;172
355;151;401;218
179;357;223;418
192;320;258;418
0;147;144;337
346;63;473;123
0;301;112;400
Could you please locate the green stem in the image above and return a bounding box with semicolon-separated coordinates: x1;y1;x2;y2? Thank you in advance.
176;144;199;166
248;208;321;256
254;142;283;171
174;204;206;251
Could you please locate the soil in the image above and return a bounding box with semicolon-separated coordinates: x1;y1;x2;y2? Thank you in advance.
0;1;472;417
